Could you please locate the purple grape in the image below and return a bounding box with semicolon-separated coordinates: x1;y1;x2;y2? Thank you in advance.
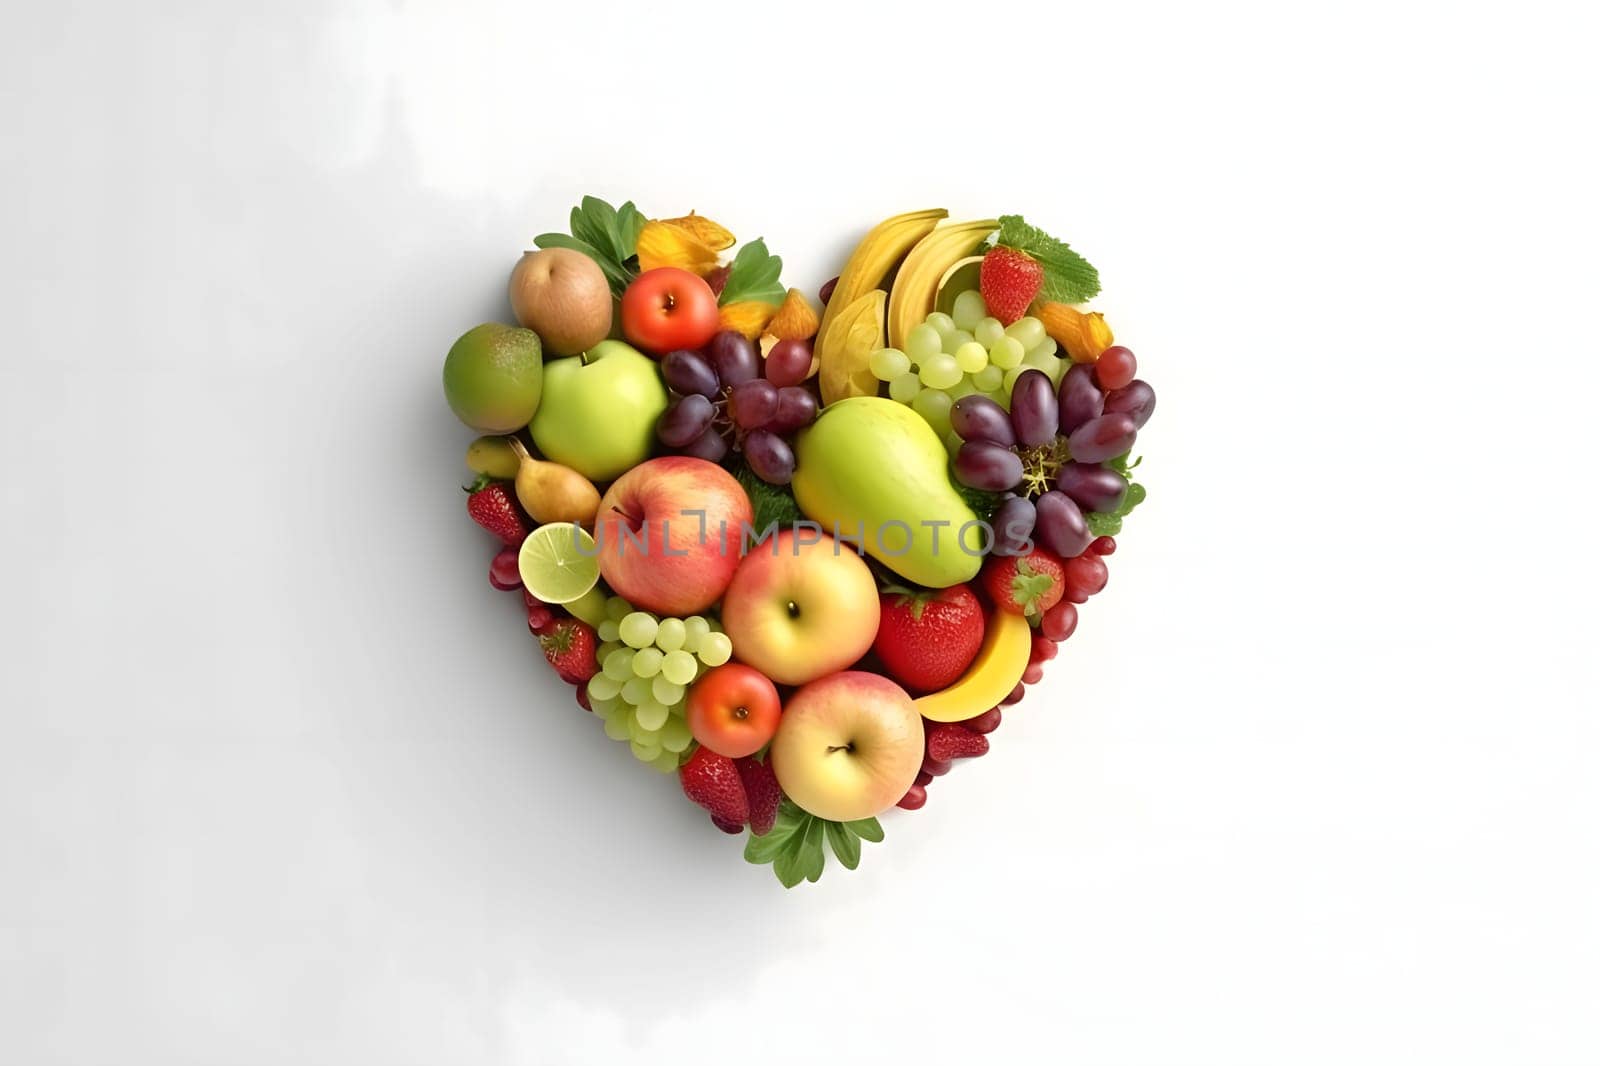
706;330;759;387
764;338;813;387
1067;413;1138;464
661;349;720;398
743;429;795;484
768;386;818;433
728;379;779;428
679;427;729;463
950;396;1016;446
953;441;1024;492
1034;489;1093;558
1103;379;1156;429
1008;369;1058;448
1057;364;1104;435
991;494;1037;556
1055;461;1129;514
657;394;714;447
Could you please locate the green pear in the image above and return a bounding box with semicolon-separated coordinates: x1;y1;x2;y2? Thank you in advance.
792;397;981;588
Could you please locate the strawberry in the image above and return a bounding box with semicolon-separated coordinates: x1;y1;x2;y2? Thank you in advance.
735;755;782;836
926;723;990;763
982;547;1067;618
980;246;1044;325
897;784;928;811
465;475;528;546
538;619;597;684
872;584;985;692
680;747;749;827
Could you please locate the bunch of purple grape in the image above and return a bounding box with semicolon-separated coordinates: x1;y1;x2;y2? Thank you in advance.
951;354;1156;559
655;330;819;485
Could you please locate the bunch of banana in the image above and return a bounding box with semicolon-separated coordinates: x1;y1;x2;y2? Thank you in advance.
813;209;1001;405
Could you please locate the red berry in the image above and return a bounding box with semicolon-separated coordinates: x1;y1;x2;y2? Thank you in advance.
922;754;953;778
1063;553;1109;603
465;481;528;546
575;686;591;711
1031;635;1059;663
818;276;838;305
926;723;989;763
897;784;927;810
1090;536;1117;556
915;770;934;787
1094;346;1137;390
1022;663;1045;685
734;756;782;837
710;815;745;834
1041;601;1078;642
680;747;749;827
979;246;1045;325
960;707;1003;735
489;547;522;590
526;605;555;634
523;589;546;609
1002;683;1026;706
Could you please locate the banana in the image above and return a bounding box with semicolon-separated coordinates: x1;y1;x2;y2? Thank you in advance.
816;289;886;405
912;609;1032;723
815;208;947;391
886;219;1001;350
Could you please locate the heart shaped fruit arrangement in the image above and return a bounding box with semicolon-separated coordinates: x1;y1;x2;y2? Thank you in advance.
443;198;1154;887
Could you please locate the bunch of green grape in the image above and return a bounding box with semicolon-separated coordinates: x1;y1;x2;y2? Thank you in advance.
585;596;734;772
868;289;1065;454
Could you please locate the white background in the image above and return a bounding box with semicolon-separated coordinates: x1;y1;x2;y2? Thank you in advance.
3;2;1596;1063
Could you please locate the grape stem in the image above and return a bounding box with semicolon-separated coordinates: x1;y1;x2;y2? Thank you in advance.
1017;439;1070;498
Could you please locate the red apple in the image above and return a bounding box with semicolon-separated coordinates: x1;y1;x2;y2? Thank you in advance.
769;671;923;822
685;663;781;758
620;267;720;355
594;456;752;616
720;529;880;686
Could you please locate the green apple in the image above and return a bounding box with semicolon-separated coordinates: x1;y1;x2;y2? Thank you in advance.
530;340;669;482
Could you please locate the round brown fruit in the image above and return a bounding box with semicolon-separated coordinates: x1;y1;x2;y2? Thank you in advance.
508;248;613;356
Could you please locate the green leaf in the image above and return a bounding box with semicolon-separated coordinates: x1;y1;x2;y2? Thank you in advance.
953;481;1002;524
744;823;795;864
844;816;884;843
1084;511;1123;537
615;201;646;259
718;239;785;307
570;198;615;260
532;232;629;293
734;463;804;532
772;837;807;888
1123;481;1147;513
825;821;861;870
996;215;1100;304
799;818;827;883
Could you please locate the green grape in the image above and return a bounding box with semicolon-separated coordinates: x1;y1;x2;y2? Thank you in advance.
951;289;987;331
974;316;1005;348
941;328;975;355
943;429;965;455
590;694;621;718
1028;336;1058;360
620;675;650;706
1045;357;1068;388
659;715;693;752
888;372;922;403
661;650;698;685
631;646;663;677
650;750;680;773
596;619;620;643
682;616;710;654
988;335;1025;370
619;611;658;649
911;387;953;428
627;709;655;743
654;617;686;652
602;648;634;681
634;699;670;731
906;323;943;363
973;364;1005;392
985;388;1011;409
652;675;686;706
954;341;989;375
1002;365;1029;394
605;596;632;623
925;311;956;337
1005;316;1045;350
630;739;663;762
587;674;623;702
948;377;977;400
603;713;631;741
698;631;733;667
868;347;910;382
596;641;622;663
919;354;962;390
1023;346;1059;372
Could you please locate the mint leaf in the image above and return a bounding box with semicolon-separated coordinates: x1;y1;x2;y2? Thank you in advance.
614;201;645;260
953;481;1002;524
734;463;803;533
996;215;1100;304
718;239;784;306
825;821;861;870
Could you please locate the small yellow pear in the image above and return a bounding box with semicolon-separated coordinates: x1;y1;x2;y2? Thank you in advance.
508;438;601;528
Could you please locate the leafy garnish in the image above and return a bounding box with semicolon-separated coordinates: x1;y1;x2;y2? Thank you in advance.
718;239;785;307
953;481;1003;525
996;215;1100;304
743;799;884;887
1084;454;1146;536
534;196;645;297
733;462;804;534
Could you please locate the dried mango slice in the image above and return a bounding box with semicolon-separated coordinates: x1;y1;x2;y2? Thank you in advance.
765;288;821;341
1035;302;1114;364
818;289;886;404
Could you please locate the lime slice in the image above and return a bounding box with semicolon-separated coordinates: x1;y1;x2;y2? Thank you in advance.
517;523;600;604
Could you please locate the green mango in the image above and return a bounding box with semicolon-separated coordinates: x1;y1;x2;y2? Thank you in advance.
792;397;982;588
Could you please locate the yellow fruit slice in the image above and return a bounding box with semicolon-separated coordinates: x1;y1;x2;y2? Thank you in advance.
934;256;984;318
817;289;886;405
912;610;1032;722
517;522;599;604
